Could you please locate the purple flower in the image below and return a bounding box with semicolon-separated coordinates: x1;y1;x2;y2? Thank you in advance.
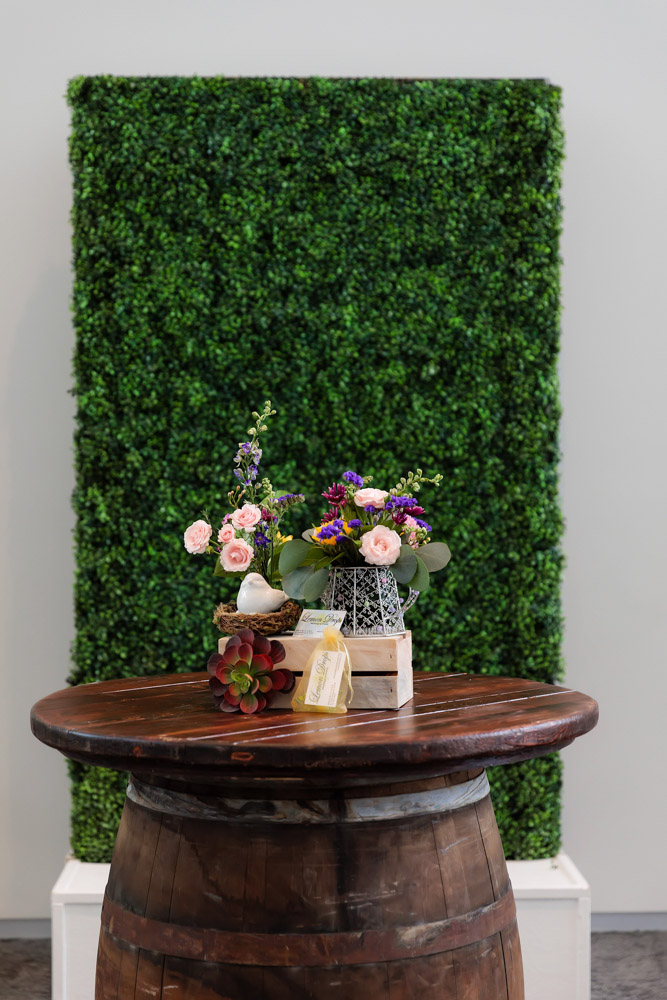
322;483;347;506
364;505;377;514
321;508;339;524
334;533;348;543
414;519;432;533
409;505;425;516
348;519;362;528
384;500;395;510
318;520;344;540
392;511;408;525
261;508;277;523
254;531;270;548
342;470;364;488
392;496;418;508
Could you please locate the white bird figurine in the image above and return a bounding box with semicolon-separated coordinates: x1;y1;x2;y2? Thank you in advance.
236;573;289;614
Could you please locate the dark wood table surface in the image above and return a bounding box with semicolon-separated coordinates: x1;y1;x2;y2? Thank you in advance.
31;671;598;1000
31;670;598;777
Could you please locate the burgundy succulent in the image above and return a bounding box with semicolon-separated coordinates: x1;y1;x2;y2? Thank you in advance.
207;628;295;714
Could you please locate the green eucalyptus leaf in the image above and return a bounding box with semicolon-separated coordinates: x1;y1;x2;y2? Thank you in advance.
391;544;418;584
213;558;226;578
281;565;316;600
417;542;452;572
302;567;331;602
278;538;311;574
407;554;430;592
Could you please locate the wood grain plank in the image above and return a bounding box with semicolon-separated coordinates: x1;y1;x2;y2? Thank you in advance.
32;672;598;777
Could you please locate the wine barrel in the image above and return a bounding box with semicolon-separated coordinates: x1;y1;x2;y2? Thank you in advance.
96;768;523;999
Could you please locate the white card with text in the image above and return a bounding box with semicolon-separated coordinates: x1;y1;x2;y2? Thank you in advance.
293;609;346;637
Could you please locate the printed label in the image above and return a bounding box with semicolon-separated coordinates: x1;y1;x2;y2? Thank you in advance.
304;650;347;708
294;609;347;637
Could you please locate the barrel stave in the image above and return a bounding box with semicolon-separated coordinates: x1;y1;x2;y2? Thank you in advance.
97;768;523;999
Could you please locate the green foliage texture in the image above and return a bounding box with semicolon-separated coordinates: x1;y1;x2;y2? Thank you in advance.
68;77;564;862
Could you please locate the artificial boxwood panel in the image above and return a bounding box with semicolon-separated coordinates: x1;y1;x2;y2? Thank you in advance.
68;76;564;862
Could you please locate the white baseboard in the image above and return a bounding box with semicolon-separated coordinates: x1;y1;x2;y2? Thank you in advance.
51;854;591;1000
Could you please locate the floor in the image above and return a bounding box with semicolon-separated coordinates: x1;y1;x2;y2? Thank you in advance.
0;933;665;999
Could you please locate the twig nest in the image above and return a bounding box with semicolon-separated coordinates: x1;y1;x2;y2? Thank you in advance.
212;600;301;636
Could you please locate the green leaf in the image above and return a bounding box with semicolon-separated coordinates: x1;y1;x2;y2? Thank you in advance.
391;544;417;584
281;565;316;600
278;539;311;575
302;567;331;602
213;558;226;578
407;554;430;592
417;542;451;572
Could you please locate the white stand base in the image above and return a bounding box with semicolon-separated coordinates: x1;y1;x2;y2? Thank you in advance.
51;853;590;1000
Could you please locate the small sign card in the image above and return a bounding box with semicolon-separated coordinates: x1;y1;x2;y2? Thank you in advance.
304;649;348;709
293;609;347;637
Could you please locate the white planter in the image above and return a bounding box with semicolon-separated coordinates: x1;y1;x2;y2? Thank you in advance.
51;854;590;1000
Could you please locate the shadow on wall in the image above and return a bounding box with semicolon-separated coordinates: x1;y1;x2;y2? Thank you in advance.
1;265;74;910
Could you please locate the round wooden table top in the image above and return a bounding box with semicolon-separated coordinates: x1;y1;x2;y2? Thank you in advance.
31;671;598;779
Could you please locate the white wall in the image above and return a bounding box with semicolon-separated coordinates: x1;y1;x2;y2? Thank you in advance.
1;0;665;919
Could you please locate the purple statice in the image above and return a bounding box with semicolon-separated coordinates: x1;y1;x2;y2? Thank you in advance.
364;505;377;514
318;519;344;540
392;496;418;508
413;519;432;533
275;493;305;505
348;518;362;528
342;470;364;488
392;511;408;525
334;533;348;543
322;483;347;506
254;531;270;547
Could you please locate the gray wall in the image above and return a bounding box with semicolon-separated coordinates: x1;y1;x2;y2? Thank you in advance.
1;0;665;919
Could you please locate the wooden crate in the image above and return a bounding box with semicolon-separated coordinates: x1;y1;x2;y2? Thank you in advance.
217;631;413;710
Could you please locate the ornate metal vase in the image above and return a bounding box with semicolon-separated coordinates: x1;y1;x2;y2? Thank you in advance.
324;566;419;637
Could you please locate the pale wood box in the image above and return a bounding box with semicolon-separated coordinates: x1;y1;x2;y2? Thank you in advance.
217;631;413;710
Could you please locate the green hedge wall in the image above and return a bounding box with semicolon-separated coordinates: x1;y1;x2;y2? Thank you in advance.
68;76;564;862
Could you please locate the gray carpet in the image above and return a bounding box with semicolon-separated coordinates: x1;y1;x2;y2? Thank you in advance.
592;933;667;1000
0;933;665;998
0;939;50;999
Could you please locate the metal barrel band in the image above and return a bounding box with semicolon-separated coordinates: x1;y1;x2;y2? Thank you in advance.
101;888;516;968
127;771;491;824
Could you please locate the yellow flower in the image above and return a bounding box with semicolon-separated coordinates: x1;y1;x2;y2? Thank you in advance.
277;533;293;543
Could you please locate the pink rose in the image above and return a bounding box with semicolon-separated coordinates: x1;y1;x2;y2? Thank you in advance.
360;525;402;566
231;503;262;531
183;520;212;554
220;537;254;573
353;487;390;509
218;523;235;544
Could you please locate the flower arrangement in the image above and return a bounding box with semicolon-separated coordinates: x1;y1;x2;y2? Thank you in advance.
207;628;295;714
183;401;304;588
279;469;451;602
